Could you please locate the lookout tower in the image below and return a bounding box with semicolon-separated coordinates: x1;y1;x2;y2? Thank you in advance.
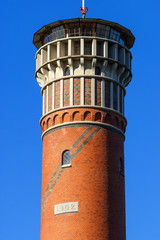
33;14;135;240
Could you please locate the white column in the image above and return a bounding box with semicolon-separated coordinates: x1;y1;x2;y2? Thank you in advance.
104;41;108;58
80;38;84;55
47;44;51;61
115;44;118;61
68;39;72;56
117;85;120;112
92;39;97;55
91;78;95;105
60;79;63;108
81;77;85;105
101;80;105;107
110;82;113;109
70;78;74;106
46;86;48;113
52;81;55;110
57;41;60;58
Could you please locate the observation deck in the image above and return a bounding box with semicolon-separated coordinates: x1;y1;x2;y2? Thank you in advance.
33;18;135;135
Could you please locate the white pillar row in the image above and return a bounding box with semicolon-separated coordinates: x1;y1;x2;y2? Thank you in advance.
81;77;85;105
110;82;113;109
60;79;63;108
52;81;55;110
70;78;74;106
101;80;105;107
91;78;95;106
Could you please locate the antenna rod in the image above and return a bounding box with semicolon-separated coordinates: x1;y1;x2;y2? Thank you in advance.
82;0;85;9
80;0;88;18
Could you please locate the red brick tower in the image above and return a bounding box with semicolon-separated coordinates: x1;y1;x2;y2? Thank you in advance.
33;18;135;240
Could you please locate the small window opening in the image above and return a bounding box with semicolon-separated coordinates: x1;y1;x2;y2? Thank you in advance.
84;40;92;55
119;158;123;174
74;41;80;55
65;42;68;56
97;41;104;56
95;67;101;75
65;67;70;76
62;150;71;166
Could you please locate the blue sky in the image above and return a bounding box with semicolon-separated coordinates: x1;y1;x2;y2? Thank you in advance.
0;0;160;239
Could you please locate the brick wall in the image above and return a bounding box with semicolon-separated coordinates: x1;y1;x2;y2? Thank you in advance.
40;124;125;240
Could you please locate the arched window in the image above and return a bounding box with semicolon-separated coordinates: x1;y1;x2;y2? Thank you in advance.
65;67;70;76
62;150;71;166
95;67;101;75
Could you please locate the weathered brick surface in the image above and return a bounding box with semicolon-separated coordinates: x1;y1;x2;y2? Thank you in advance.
40;122;125;240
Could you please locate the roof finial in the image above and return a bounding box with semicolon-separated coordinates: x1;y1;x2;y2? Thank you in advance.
80;0;88;18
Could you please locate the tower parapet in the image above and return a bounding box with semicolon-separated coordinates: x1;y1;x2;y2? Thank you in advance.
33;18;135;240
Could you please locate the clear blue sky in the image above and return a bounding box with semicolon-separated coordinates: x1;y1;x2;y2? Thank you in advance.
0;0;160;239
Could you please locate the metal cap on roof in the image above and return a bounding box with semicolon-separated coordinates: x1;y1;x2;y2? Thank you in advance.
33;18;135;49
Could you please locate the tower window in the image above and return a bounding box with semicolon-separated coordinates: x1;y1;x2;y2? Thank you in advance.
84;40;92;55
96;24;110;38
119;158;123;174
65;67;70;76
95;67;101;75
65;42;68;56
74;41;80;55
110;29;120;42
97;41;104;56
62;150;71;166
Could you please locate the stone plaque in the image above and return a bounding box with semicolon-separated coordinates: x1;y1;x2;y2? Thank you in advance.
54;202;78;215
